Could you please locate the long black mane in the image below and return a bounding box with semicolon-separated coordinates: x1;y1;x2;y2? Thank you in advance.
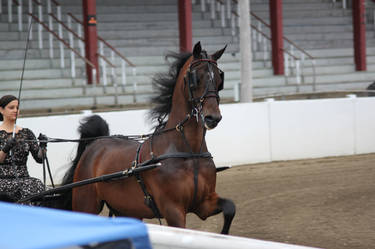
149;51;192;130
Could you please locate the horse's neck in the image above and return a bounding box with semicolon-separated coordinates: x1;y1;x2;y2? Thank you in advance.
162;103;205;152
160;55;207;153
168;117;207;153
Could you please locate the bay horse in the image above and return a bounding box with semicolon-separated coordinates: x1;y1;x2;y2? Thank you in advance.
57;42;235;234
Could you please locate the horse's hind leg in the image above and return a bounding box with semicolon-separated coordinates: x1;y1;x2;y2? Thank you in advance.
217;198;236;234
196;195;236;234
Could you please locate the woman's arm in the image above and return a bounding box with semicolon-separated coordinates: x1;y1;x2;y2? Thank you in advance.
26;129;44;164
0;137;16;163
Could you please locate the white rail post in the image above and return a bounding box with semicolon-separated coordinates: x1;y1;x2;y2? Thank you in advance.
8;0;12;23
77;23;84;56
312;59;316;91
220;3;226;27
47;0;54;58
121;59;126;87
300;52;305;77
110;50;116;84
99;41;107;86
67;15;76;79
132;67;137;103
57;5;64;68
295;60;301;85
28;0;32;39
251;29;257;52
257;21;262;48
234;82;240;102
289;45;295;68
226;0;231;19
230;14;236;36
200;0;206;12
236;2;240;27
216;0;220;11
38;3;43;49
17;0;22;31
262;36;267;62
342;0;347;9
0;0;2;14
210;0;216;20
284;52;289;76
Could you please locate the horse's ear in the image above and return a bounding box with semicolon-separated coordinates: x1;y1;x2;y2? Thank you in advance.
211;45;227;61
193;41;202;59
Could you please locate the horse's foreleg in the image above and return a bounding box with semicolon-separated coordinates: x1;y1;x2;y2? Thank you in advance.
162;205;186;228
217;198;236;234
72;186;103;214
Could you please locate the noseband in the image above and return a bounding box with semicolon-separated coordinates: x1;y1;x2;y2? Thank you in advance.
185;58;224;121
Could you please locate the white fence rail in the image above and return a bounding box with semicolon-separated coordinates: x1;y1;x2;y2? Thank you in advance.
147;224;319;249
19;96;375;184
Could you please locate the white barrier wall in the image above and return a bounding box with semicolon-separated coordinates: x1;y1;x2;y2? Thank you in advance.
18;97;375;184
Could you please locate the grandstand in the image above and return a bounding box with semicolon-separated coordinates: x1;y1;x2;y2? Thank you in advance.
0;0;374;114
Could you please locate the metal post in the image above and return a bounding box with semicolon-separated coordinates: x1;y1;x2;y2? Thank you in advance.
239;0;253;102
352;0;367;71
284;53;289;76
269;0;284;75
210;0;215;20
38;4;43;49
110;50;115;84
230;14;236;36
83;0;99;84
178;0;193;52
295;60;301;85
57;6;64;68
77;23;84;56
28;0;32;39
99;42;107;86
47;0;54;58
226;0;231;19
201;0;205;12
17;0;22;31
68;15;75;78
8;0;12;23
220;3;226;27
121;60;126;86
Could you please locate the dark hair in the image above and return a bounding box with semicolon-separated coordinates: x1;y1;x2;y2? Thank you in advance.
0;95;18;121
148;52;192;130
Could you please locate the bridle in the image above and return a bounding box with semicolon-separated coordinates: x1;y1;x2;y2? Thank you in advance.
185;57;224;122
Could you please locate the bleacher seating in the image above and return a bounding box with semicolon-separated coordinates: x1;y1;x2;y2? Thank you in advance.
0;0;374;113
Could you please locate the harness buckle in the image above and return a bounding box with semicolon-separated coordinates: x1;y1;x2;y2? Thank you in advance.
176;124;183;132
132;160;137;168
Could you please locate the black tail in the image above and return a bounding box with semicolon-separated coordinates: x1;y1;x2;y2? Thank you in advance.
53;115;109;210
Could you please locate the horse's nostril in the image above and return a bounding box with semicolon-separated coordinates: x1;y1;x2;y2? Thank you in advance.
204;115;222;129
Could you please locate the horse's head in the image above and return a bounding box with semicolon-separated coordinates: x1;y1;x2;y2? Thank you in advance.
184;42;226;130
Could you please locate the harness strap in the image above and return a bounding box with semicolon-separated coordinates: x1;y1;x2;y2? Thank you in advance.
133;143;162;224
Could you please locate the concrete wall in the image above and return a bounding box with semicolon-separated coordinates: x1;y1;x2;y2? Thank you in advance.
18;96;375;184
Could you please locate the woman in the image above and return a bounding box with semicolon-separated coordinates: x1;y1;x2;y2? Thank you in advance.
0;95;47;203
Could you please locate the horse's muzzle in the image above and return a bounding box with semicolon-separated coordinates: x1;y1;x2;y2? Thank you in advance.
204;115;222;129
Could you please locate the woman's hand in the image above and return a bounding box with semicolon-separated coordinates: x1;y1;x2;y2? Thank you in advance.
2;137;16;154
38;133;48;149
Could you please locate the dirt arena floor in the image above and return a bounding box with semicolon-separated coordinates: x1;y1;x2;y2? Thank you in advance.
145;153;375;249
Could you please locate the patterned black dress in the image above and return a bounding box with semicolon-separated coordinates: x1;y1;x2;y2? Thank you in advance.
0;128;45;202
